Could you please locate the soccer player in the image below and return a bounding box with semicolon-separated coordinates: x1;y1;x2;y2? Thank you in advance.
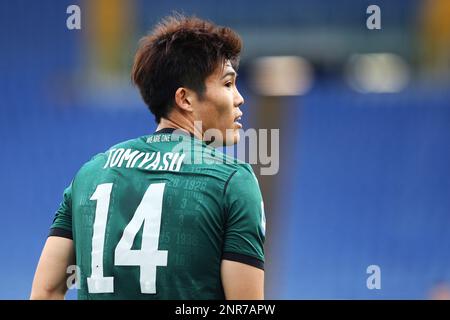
31;14;265;300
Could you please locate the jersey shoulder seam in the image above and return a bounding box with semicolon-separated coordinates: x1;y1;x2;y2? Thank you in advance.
223;169;239;197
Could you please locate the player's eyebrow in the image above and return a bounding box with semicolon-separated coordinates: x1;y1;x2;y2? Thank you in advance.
221;71;238;80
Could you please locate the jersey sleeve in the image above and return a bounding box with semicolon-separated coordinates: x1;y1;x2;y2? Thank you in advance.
222;165;266;270
48;183;73;239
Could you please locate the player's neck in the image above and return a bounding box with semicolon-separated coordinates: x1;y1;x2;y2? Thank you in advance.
156;116;203;141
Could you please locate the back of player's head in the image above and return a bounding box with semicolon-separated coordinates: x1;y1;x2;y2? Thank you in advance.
132;13;242;123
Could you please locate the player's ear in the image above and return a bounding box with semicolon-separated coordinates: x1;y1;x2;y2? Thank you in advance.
174;87;194;113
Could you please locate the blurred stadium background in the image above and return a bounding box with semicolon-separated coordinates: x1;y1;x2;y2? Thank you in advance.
1;0;450;299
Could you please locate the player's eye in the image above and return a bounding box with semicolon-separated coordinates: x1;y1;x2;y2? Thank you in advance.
225;82;233;88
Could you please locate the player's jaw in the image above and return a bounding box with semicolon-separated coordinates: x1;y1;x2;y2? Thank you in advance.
222;109;243;146
204;109;243;147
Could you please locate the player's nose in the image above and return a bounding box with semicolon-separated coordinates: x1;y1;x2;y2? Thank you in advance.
235;88;244;108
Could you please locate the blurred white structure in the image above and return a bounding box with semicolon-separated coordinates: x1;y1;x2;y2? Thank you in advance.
345;53;410;93
250;56;313;96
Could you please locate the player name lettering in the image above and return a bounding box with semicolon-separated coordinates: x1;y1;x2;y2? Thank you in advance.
103;148;185;171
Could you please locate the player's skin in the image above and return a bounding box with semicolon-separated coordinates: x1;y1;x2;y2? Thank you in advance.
31;237;74;299
157;60;244;146
30;61;264;300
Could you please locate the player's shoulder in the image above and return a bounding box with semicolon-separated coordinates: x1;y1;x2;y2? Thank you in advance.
228;162;259;188
214;148;254;173
198;146;255;178
205;149;259;190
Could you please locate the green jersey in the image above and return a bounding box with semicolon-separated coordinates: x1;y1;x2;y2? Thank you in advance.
50;128;265;299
